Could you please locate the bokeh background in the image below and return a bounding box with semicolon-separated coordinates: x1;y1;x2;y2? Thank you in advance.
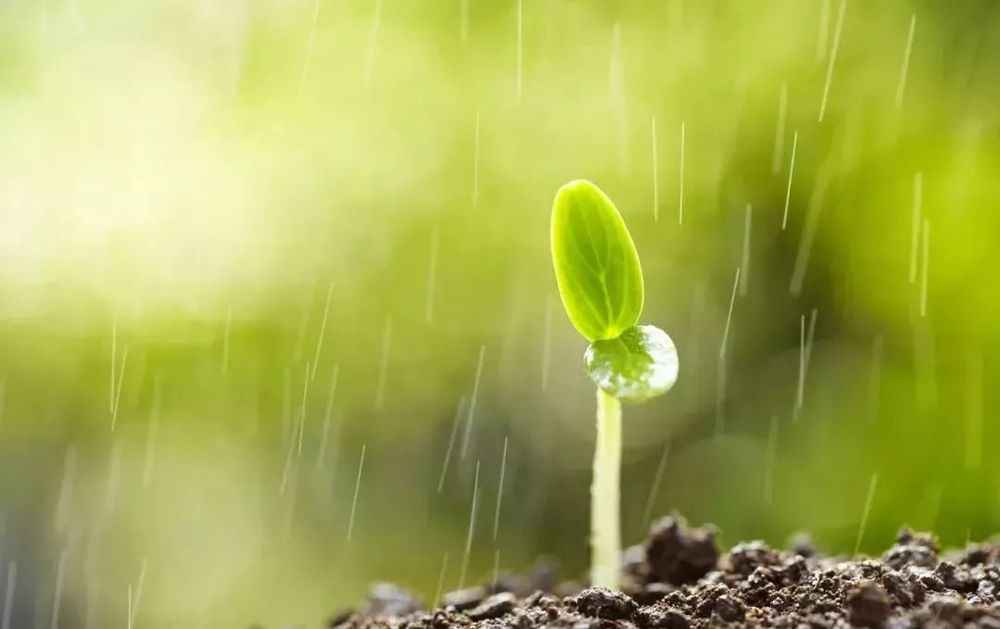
0;0;998;626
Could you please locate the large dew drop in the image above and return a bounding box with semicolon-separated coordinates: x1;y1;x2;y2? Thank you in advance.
585;324;679;404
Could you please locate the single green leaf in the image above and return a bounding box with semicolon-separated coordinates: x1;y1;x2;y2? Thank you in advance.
550;179;644;342
585;324;678;404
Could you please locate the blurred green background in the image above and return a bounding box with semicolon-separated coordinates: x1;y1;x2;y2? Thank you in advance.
0;0;998;626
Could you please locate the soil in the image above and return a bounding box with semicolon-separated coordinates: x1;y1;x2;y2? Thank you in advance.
329;515;1000;628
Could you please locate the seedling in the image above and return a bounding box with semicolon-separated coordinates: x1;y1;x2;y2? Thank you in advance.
550;179;679;589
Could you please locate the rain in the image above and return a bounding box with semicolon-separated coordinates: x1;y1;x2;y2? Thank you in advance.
0;1;995;626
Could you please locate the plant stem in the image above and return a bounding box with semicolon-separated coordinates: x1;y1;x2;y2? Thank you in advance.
591;386;622;589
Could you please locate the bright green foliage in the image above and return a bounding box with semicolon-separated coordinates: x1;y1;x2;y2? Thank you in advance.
586;324;679;404
550;180;644;342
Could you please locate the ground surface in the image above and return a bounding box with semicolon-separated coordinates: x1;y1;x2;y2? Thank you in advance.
330;516;1000;628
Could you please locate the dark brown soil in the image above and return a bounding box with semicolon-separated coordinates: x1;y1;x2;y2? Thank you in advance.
330;515;1000;628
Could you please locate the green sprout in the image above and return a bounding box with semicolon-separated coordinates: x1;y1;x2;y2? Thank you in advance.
550;179;679;589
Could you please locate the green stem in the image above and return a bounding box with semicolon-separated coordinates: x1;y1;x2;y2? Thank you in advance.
591;386;622;589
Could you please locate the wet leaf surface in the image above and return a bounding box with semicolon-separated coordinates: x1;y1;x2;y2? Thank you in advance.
551;180;644;342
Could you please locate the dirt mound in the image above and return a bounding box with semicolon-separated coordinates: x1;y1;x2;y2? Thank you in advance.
331;516;1000;628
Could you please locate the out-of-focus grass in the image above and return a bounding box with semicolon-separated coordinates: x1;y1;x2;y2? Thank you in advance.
0;1;998;627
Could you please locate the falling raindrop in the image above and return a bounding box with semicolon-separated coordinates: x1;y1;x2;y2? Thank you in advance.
790;164;831;296
2;561;16;629
437;396;467;493
346;444;367;543
715;268;740;437
129;557;148;629
460;345;486;459
364;0;383;87
492;436;509;540
795;309;818;418
491;548;501;590
50;550;66;629
316;365;340;469
818;0;847;122
853;473;879;555
719;267;741;360
433;553;449;608
640;442;669;530
296;363;311;455
739;204;752;297
894;14;917;109
782;131;798;230
311;282;334;381
111;345;129;432
458;460;481;588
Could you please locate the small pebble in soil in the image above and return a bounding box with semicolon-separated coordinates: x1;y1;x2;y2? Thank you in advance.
441;586;485;611
713;593;745;622
883;528;939;571
466;592;516;620
643;515;719;585
634;603;690;629
846;580;890;627
571;587;638;619
724;540;779;576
